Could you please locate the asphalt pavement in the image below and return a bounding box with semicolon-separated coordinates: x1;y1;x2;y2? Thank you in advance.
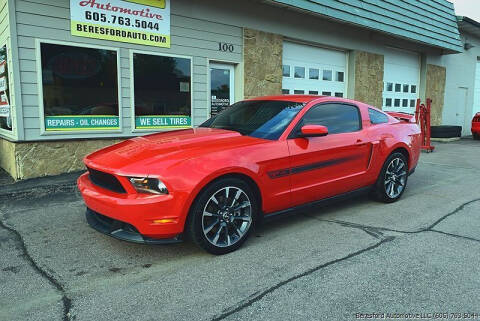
0;139;479;321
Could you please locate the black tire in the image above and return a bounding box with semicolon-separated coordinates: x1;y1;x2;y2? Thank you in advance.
187;177;258;255
473;133;480;140
372;152;409;203
430;125;462;138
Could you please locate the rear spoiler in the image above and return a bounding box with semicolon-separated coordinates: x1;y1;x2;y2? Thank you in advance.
386;112;416;123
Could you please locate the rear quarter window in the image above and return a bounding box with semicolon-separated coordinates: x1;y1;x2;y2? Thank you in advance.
368;108;389;125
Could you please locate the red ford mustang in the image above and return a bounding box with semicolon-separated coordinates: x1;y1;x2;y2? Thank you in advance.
472;112;480;140
78;96;421;254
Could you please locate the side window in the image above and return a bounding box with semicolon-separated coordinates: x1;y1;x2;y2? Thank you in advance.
368;108;389;125
300;103;361;135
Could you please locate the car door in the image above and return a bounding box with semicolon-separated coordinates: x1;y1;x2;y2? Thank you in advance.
287;102;372;207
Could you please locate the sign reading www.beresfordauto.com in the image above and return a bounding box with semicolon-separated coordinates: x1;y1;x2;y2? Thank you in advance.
70;0;170;47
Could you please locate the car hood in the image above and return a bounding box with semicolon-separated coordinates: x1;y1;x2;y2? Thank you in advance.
84;128;264;175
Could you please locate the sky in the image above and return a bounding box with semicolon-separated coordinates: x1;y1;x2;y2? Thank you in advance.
448;0;480;22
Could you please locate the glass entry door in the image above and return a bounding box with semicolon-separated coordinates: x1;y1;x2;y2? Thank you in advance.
210;63;234;117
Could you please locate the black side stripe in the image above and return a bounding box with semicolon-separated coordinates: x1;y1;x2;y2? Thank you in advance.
267;155;362;179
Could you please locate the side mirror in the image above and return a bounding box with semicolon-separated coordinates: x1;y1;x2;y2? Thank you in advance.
300;125;329;137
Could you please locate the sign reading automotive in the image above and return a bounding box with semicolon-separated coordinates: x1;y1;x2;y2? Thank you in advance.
135;115;191;129
45;115;120;131
70;0;170;48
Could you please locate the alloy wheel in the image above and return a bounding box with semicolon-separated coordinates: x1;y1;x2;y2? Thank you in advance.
201;186;252;248
384;158;407;199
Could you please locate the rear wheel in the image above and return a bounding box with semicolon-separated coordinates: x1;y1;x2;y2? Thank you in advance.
372;152;409;203
473;133;480;140
187;178;257;255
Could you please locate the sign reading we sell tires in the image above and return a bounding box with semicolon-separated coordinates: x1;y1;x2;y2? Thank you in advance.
70;0;170;48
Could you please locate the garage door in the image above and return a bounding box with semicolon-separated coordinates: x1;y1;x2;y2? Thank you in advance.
473;59;480;116
282;42;346;98
382;47;420;114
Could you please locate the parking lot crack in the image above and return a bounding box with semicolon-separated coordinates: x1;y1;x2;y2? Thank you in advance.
430;229;480;243
303;214;414;239
0;218;72;321
210;237;394;321
427;198;480;230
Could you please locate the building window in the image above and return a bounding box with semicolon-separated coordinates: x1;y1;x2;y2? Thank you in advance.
322;91;331;96
411;85;417;93
410;99;416;108
336;72;344;82
403;84;409;93
309;68;319;80
294;67;305;78
294;90;304;94
385;98;392;107
394;99;400;107
0;45;12;131
322;70;332;81
335;92;343;97
386;83;393;92
309;90;318;95
402;99;408;107
133;53;191;129
40;43;119;131
282;65;290;77
395;84;401;92
282;89;290;94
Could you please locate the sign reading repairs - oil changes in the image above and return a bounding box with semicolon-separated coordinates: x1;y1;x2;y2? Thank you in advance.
70;0;170;47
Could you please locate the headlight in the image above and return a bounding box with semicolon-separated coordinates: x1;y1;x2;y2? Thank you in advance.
129;177;169;195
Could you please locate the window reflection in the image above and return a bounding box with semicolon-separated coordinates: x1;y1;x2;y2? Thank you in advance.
41;43;118;117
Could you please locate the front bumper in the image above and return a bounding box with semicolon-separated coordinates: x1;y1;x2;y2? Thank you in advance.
86;208;182;244
78;172;186;239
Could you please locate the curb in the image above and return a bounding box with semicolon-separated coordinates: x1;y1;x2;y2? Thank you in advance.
0;171;84;201
431;137;461;143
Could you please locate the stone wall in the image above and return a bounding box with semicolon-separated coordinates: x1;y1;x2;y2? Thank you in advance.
243;28;283;99
0;138;123;180
425;64;446;126
0;138;17;179
353;51;384;109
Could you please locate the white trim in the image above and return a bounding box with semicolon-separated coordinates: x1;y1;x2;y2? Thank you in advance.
0;0;21;140
344;51;350;98
208;61;236;118
129;49;194;133
35;38;123;136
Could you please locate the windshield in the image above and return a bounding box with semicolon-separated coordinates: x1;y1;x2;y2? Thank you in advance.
200;100;304;140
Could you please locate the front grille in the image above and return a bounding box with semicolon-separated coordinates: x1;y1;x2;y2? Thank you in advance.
93;211;139;233
87;167;126;194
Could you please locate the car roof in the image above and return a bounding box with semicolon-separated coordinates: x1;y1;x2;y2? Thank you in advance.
246;95;365;105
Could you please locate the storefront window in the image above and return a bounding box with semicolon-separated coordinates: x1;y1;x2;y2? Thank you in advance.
41;43;119;131
0;45;12;131
133;53;191;129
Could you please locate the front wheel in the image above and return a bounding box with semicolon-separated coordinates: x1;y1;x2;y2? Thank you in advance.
473;133;480;140
372;152;409;203
187;178;258;255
